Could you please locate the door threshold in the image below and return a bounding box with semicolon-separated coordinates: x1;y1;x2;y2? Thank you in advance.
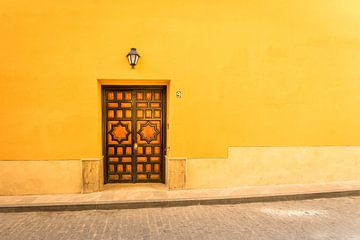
103;183;167;192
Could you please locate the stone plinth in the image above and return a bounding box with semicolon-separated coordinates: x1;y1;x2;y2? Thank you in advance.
81;158;103;193
166;157;186;190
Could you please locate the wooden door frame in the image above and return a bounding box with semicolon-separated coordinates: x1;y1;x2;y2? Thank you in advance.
101;85;167;184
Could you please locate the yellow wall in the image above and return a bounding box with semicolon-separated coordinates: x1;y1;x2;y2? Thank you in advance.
1;1;360;194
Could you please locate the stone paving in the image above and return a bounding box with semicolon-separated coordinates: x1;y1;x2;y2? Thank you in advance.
1;196;360;240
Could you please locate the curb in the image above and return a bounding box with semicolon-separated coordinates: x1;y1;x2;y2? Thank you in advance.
1;189;360;213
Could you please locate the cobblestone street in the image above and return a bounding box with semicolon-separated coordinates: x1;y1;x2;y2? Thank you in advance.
1;196;360;240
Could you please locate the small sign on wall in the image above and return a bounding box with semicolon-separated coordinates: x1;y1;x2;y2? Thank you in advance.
176;91;182;98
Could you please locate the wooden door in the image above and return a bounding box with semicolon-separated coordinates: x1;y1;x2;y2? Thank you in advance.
102;86;166;183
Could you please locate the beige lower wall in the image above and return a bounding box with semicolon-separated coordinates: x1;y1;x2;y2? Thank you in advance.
2;146;360;195
0;160;82;195
186;146;360;189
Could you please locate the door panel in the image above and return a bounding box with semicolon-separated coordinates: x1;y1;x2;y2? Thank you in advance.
103;86;166;183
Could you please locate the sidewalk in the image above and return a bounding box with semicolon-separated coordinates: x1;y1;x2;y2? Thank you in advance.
1;181;360;212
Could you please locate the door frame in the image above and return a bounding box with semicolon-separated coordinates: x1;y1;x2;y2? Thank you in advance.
101;85;167;184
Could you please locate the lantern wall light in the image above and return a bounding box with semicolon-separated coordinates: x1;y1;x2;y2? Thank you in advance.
126;48;140;69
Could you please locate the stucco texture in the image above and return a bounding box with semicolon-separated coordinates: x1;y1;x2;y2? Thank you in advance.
1;1;360;194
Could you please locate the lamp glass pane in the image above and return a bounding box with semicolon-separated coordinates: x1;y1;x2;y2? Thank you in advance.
130;55;136;64
134;55;139;64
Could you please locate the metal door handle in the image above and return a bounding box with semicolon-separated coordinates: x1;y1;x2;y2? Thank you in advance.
133;143;138;150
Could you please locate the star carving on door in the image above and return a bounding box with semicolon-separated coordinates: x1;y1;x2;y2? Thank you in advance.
110;122;130;143
138;121;160;144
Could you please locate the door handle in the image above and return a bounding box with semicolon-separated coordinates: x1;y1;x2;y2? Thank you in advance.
133;143;138;150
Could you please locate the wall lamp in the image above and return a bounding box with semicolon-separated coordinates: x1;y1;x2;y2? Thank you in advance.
126;48;140;69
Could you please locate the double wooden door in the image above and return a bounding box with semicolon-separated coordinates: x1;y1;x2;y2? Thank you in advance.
102;86;166;183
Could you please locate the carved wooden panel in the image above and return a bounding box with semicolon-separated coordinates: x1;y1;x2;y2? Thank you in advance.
103;86;166;183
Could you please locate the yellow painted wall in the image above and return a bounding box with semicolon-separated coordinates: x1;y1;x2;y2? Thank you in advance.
1;1;360;194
